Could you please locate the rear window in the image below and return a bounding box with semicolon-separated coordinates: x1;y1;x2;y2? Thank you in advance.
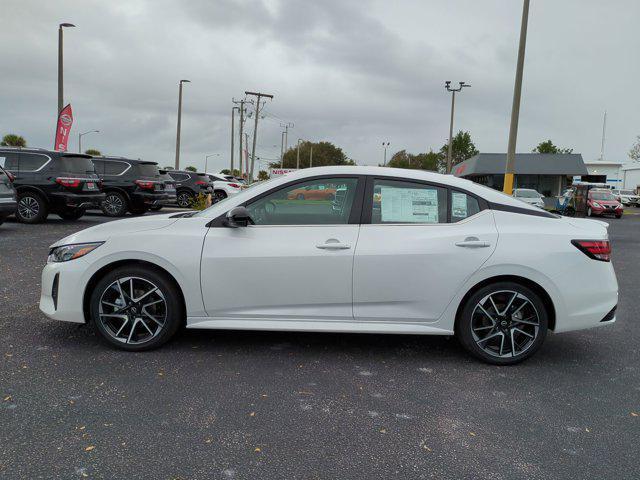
136;163;160;178
58;156;96;174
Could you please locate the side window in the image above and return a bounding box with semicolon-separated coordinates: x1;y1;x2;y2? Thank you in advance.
451;191;480;222
169;173;188;182
93;160;105;175
371;179;447;224
2;153;20;171
246;177;359;225
18;154;48;171
103;161;128;175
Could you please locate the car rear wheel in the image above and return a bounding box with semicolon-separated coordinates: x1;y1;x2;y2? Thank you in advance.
177;191;194;208
214;190;227;202
456;282;548;365
16;192;49;224
90;266;184;351
101;192;129;217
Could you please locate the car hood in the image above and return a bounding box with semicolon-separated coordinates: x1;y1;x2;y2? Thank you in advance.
50;213;181;248
590;199;619;206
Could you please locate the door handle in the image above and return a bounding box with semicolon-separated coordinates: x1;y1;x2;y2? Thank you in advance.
316;239;351;250
455;236;491;248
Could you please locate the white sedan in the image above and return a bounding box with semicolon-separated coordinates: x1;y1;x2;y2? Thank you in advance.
39;166;618;364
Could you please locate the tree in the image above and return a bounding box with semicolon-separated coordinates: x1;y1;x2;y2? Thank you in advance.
438;131;479;172
257;170;270;181
185;165;197;172
272;141;355;169
532;140;573;154
629;135;640;162
221;168;243;177
1;134;26;147
387;149;441;171
84;149;101;156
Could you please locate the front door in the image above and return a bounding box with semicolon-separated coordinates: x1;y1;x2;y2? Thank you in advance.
200;176;363;322
353;178;498;323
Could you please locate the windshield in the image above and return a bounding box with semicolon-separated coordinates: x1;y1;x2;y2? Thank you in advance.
590;192;615;201
515;189;540;198
620;190;635;195
59;156;96;174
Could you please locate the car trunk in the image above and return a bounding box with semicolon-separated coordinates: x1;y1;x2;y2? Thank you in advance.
56;155;101;193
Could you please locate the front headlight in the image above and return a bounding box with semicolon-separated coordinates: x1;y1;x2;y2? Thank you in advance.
592;202;601;208
48;242;104;263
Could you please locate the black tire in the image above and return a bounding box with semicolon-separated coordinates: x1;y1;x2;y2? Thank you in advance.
90;265;184;351
16;191;49;224
456;282;548;365
129;204;148;216
101;191;129;217
149;205;163;211
57;207;86;221
176;190;194;208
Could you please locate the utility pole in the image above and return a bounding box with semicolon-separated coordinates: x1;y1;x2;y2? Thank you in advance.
382;141;390;166
58;23;75;115
244;132;250;180
233;98;247;176
504;0;530;195
309;146;313;168
230;106;238;172
444;81;471;173
244;91;274;183
296;139;303;169
175;79;191;170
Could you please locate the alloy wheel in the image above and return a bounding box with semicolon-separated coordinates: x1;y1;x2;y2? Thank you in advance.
104;194;124;215
470;290;540;358
18;196;39;220
177;193;191;208
98;276;167;345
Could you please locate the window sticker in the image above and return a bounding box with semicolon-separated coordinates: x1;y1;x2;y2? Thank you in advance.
380;186;439;223
452;192;468;218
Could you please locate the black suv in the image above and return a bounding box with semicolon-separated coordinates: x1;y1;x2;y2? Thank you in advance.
0;148;104;223
167;170;213;208
92;157;169;217
0;164;17;225
149;169;177;211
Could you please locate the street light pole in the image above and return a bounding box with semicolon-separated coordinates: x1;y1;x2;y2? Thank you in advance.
280;131;286;168
382;142;390;166
205;153;219;172
78;129;99;153
230;106;238;173
503;0;530;195
444;81;471;174
58;23;75;115
175;79;190;170
296;139;303;169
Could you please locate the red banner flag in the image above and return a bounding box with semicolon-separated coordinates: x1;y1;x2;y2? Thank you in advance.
54;104;73;151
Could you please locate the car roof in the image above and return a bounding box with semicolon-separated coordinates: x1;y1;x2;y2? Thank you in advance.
93;156;157;165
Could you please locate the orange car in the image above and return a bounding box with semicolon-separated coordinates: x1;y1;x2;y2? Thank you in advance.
287;185;337;201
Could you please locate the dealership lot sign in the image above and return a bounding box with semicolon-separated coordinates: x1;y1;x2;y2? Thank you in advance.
269;168;298;177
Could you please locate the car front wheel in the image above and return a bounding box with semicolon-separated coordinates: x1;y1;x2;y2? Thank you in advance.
456;282;548;365
90;266;184;351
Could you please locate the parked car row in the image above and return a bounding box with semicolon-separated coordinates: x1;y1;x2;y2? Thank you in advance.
0;147;241;224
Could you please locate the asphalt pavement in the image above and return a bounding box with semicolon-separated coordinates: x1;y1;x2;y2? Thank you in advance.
1;211;639;479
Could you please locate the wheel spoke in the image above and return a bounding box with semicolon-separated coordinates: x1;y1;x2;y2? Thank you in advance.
502;292;518;315
477;304;496;324
512;317;539;326
473;324;495;332
142;299;163;309
513;327;534;339
139;318;154;336
499;334;505;356
510;329;517;357
488;295;500;316
478;330;503;344
134;287;158;303
126;319;138;343
115;317;129;336
511;299;530;317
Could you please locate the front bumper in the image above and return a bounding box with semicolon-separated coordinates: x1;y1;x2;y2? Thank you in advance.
50;192;106;209
40;259;90;324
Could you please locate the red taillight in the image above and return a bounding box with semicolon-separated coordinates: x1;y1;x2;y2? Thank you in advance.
228;183;241;188
135;180;155;190
572;240;611;262
56;177;81;188
195;180;209;186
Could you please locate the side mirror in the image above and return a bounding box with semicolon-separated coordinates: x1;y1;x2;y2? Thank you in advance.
224;206;252;228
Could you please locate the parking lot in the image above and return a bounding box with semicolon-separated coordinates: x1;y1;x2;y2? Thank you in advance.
1;212;638;479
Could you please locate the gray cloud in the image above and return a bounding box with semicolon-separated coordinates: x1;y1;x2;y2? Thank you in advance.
0;0;638;173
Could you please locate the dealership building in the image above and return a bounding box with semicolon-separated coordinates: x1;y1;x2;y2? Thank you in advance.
453;153;588;197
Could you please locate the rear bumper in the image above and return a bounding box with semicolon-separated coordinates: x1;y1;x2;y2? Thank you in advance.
131;191;171;205
50;192;106;209
0;198;16;217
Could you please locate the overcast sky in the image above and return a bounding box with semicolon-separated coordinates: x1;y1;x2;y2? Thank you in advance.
1;0;639;172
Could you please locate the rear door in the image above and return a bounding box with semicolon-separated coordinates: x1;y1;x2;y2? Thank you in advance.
0;165;15;203
353;178;498;323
